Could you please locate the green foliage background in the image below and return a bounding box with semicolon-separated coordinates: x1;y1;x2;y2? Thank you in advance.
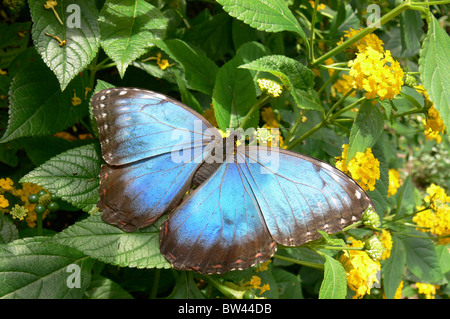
0;0;449;299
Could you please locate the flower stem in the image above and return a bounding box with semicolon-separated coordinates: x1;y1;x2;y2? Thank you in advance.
202;275;246;299
312;1;411;66
36;210;43;236
309;0;319;62
273;254;324;271
239;94;271;129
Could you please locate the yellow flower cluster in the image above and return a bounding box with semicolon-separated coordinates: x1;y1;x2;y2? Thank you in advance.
332;74;356;97
349;47;404;100
339;237;381;299
309;1;326;11
416;282;439;299
335;144;380;192
334;28;404;101
257;79;283;98
379;230;393;260
415;85;446;143
337;28;385;54
244;276;271;296
423;105;446;144
387;169;402;197
260;107;284;147
0;178;46;228
413;184;450;245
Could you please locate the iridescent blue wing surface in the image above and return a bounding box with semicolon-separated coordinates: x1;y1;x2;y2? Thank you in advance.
160;157;277;274
239;146;374;246
92;88;221;232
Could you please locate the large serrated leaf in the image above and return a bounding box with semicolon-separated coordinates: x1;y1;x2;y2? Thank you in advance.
217;0;307;43
347;100;384;163
55;213;171;270
0;213;18;245
0;237;94;299
20;144;101;213
28;0;100;91
159;39;219;95
0;56;90;143
419;13;450;130
399;232;444;284
99;0;167;78
381;236;406;299
240;55;321;111
319;254;347;299
213;45;259;130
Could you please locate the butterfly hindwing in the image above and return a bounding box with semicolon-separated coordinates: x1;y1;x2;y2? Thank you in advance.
100;152;204;232
240;146;374;246
160;159;277;274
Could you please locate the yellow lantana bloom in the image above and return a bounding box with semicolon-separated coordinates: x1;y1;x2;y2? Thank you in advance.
337;28;385;54
387;169;402;197
335;144;380;192
340;237;381;299
348;47;404;101
413;184;450;245
257;79;283;98
416;282;439;299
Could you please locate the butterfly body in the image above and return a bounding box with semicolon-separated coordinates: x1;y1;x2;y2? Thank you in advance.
92;87;375;274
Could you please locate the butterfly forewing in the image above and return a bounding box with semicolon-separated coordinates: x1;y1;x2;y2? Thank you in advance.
92;88;221;231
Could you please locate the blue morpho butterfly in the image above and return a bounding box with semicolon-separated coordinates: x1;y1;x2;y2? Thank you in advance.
91;87;375;274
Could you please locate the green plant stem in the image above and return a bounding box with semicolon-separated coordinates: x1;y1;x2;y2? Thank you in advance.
312;1;411;66
392;107;426;119
309;0;319;62
285;120;325;150
411;0;450;5
36;211;43;236
327;96;365;122
273;254;324;270
317;70;340;95
202;275;245;299
239;94;271;129
150;269;160;299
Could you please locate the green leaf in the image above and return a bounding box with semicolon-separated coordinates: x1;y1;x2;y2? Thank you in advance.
217;0;307;43
54;213;171;270
241;55;314;90
399;232;444;284
28;0;100;90
0;22;31;69
395;175;414;219
167;272;205;299
240;55;321;111
0;56;89;143
0;237;94;298
419;13;450;130
20;144;101;213
213;50;257;130
272;267;303;298
400;10;424;57
159;39;218;95
84;275;134;299
347;100;384;163
367;141;388;215
319;255;347;299
381;235;406;299
99;0;167;78
0;213;18;245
